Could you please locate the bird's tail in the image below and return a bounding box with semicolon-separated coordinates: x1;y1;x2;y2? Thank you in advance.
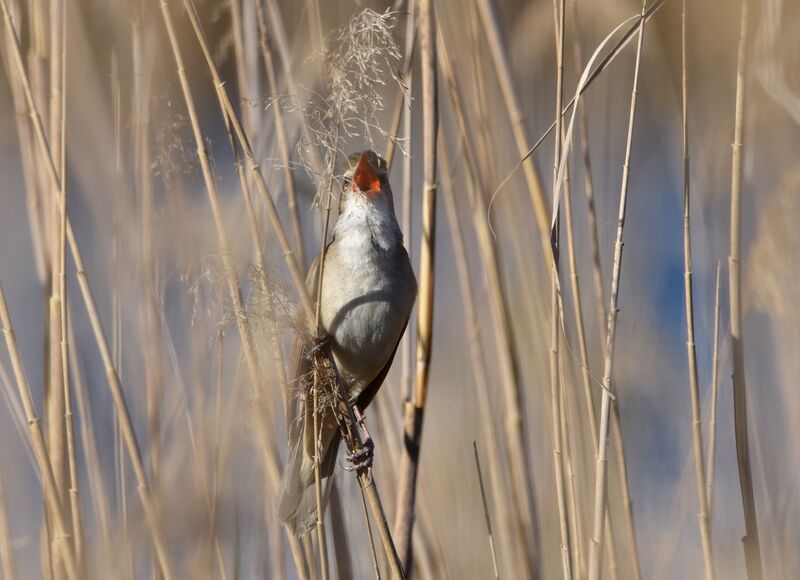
277;422;341;537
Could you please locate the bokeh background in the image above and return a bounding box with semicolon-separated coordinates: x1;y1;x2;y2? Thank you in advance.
0;0;799;578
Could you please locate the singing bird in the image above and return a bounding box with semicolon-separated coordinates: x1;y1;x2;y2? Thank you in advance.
278;150;417;536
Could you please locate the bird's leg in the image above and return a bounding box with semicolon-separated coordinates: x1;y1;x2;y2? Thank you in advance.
345;406;374;474
307;331;333;359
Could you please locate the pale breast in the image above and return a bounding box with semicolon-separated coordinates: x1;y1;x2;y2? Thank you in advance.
320;236;416;397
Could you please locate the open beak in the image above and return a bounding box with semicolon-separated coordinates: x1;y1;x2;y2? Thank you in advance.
353;153;381;196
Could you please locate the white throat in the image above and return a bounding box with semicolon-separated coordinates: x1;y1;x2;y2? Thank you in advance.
333;193;403;252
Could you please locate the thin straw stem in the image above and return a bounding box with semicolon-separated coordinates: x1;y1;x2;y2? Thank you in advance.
158;4;310;578
0;468;18;580
0;2;169;576
706;262;722;513
252;0;306;270
549;0;572;577
681;2;714;576
728;3;762;579
436;23;539;576
0;282;79;580
440;143;516;577
474;0;550;249
587;2;648;578
394;0;437;572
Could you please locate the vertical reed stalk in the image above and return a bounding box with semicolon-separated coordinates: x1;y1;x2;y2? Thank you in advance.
549;0;572;577
587;3;648;579
159;4;311;578
436;23;538;576
263;0;324;179
252;0;306;270
728;3;762;579
394;0;437;573
397;0;416;430
310;130;342;580
562;135;621;580
440;143;515;578
2;1;176;575
67;309;112;556
706;263;722;513
55;7;83;566
474;0;549;250
680;3;714;576
569;0;606;347
0;469;17;580
0;282;79;580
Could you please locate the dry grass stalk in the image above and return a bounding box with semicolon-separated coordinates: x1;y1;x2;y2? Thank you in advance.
393;0;437;572
2;6;48;285
557;14;625;570
728;2;763;579
706;262;722;513
252;0;306;271
44;1;71;571
168;1;403;574
53;6;84;567
132;21;164;504
158;4;312;578
0;282;79;580
440;142;518;576
549;0;573;577
0;469;17;580
66;309;112;558
383;0;416;172
396;2;416;495
436;23;538;577
473;442;500;580
562;131;622;580
263;0;324;179
3;3;177;574
680;2;714;576
586;2;648;578
310;138;340;580
474;0;549;250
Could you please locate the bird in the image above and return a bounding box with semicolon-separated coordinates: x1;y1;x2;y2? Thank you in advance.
278;150;417;537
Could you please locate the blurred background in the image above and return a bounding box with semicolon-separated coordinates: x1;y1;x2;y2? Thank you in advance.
1;0;799;578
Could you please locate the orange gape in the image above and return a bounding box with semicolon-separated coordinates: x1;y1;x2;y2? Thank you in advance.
354;153;381;196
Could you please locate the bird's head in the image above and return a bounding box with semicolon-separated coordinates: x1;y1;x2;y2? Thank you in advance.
340;150;394;212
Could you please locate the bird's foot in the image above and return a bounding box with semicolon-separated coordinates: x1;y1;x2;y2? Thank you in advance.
344;437;374;473
307;332;332;359
344;406;374;475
